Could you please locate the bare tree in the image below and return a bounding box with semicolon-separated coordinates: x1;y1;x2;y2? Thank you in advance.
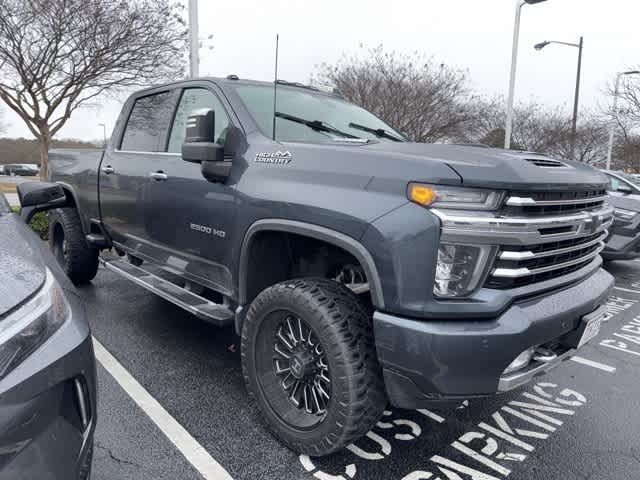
469;98;609;164
0;109;6;136
0;0;187;178
614;73;640;126
314;45;478;143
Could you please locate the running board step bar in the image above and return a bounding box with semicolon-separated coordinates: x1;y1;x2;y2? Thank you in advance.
100;258;234;326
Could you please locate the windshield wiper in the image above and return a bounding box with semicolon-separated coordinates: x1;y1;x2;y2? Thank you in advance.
275;112;362;140
348;122;406;142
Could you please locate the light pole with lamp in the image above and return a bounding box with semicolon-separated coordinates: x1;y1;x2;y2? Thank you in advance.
504;0;548;150
534;37;584;160
188;0;199;78
606;70;640;170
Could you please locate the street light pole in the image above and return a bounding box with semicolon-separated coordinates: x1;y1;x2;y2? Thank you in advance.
606;70;640;170
188;0;199;78
570;36;584;160
534;37;583;159
505;0;548;150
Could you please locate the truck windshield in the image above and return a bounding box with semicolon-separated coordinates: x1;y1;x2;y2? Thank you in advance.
232;84;405;144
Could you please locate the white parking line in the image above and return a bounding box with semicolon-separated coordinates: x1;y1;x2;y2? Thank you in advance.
417;409;446;424
614;286;640;295
93;337;234;480
570;355;616;373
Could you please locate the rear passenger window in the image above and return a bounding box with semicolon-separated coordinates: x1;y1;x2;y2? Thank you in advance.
167;88;231;153
120;91;177;152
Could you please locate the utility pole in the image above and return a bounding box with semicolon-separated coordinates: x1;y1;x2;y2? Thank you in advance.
188;0;199;78
569;36;584;160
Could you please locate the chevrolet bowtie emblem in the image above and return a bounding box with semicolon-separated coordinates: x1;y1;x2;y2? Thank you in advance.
584;213;602;234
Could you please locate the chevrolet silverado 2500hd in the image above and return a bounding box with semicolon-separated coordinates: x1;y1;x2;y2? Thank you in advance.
48;77;614;456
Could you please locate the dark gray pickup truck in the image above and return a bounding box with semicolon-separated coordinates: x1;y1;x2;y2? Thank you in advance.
48;77;614;455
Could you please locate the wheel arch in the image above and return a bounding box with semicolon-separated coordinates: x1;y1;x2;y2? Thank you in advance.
236;219;384;334
55;182;89;233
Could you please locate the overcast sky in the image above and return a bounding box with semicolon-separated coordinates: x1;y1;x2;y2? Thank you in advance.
3;0;639;141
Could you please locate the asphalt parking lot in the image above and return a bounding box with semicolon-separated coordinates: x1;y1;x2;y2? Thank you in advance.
83;259;640;480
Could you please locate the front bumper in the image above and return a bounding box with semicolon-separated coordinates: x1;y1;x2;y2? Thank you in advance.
0;295;96;480
602;215;640;260
374;267;613;409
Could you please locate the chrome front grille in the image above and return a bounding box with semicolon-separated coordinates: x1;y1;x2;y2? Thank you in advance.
485;191;612;289
433;189;614;292
503;189;607;216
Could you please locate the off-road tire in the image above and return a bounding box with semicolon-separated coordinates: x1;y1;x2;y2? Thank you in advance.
241;277;387;456
49;208;99;285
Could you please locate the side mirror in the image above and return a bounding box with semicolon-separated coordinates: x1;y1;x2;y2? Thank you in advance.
17;182;67;223
618;184;634;195
181;109;224;163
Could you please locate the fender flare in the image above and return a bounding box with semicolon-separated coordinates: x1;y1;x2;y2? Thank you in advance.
236;219;385;328
56;181;90;235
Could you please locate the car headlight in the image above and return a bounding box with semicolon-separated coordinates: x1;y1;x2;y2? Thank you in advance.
0;269;70;381
613;208;638;221
408;183;505;210
407;183;502;297
434;244;496;298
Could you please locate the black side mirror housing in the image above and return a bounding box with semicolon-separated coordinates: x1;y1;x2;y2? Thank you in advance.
17;182;67;223
181;108;233;183
181;109;225;163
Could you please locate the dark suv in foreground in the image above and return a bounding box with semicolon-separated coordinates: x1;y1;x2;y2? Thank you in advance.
47;77;612;455
0;185;96;480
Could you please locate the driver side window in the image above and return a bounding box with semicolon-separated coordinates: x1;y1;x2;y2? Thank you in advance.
167;88;231;154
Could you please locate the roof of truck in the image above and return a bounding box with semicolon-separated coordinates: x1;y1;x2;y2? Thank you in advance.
135;76;339;97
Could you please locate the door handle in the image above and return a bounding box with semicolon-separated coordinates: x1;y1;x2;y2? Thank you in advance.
102;165;115;174
150;171;168;181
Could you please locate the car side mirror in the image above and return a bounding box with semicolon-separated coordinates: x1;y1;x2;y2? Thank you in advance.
181;109;224;164
17;182;67;223
618;184;633;195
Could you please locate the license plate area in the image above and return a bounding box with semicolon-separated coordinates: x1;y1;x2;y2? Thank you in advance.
561;305;607;349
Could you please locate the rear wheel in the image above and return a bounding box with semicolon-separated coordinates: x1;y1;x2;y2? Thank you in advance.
241;278;386;456
49;208;99;285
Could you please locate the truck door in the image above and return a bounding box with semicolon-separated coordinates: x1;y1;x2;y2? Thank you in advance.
142;86;237;295
99;89;179;250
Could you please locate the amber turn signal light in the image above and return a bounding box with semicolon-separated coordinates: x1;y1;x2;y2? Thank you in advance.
408;183;437;207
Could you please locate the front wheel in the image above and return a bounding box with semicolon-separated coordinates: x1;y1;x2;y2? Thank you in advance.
48;208;99;285
241;278;387;456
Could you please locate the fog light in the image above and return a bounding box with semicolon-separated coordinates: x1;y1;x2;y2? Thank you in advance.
503;347;534;375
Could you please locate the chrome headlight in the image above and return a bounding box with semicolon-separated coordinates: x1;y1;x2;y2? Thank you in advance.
408;183;505;211
407;183;503;298
0;269;70;381
613;208;638;221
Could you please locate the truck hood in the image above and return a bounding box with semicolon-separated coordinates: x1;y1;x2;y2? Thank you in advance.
0;214;46;317
362;142;608;191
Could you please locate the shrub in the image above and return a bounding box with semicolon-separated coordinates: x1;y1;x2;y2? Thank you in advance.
10;206;49;240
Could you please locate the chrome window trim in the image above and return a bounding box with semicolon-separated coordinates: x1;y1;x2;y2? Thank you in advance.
113;150;181;156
